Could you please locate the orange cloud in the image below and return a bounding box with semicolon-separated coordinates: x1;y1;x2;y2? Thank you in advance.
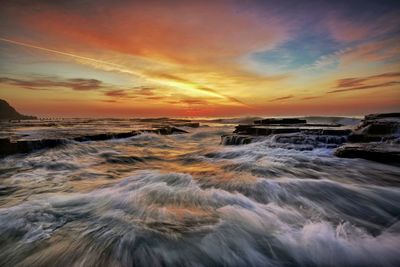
0;76;104;91
329;72;400;93
19;1;287;65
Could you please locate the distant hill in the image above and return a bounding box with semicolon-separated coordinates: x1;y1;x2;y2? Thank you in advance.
0;99;37;120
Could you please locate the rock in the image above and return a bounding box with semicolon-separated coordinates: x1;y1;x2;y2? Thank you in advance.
0;126;188;157
0;99;37;120
0;138;66;157
73;131;139;142
233;125;351;137
171;122;200;128
224;117;353;148
142;127;188;135
273;133;347;147
333;112;400;164
253;118;307;125
74;127;187;142
348;113;400;142
233;125;302;135
335;143;400;165
364;112;400;120
221;135;253;145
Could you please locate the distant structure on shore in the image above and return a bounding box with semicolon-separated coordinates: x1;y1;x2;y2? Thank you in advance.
0;99;37;120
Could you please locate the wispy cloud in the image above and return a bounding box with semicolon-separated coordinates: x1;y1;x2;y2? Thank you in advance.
270;95;293;101
328;72;400;93
0;76;104;91
301;96;321;100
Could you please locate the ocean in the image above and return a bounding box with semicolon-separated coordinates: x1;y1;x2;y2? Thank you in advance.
0;118;399;266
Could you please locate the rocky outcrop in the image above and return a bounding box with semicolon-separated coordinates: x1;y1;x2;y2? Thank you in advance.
223;117;352;147
139;118;200;128
335;113;400;164
233;125;351;136
0;126;188;157
335;144;400;165
0;138;65;157
0;99;37;120
221;135;254;145
273;133;348;147
347;113;400;142
254;118;306;125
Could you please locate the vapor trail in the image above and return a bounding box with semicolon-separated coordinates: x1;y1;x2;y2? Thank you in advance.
0;37;247;106
0;37;123;68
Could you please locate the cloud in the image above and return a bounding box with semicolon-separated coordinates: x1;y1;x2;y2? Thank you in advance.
329;81;400;93
0;76;104;91
136;87;155;96
103;87;157;100
329;72;400;93
270;95;293;101
12;1;287;65
179;99;208;105
327;11;400;43
339;37;400;66
301;96;321;100
147;71;247;105
104;89;128;97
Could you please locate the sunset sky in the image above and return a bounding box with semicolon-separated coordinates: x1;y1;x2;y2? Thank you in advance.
0;0;399;117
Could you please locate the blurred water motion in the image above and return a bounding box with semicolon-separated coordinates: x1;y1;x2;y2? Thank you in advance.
0;118;399;267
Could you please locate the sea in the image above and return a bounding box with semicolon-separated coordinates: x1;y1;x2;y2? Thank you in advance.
0;117;399;267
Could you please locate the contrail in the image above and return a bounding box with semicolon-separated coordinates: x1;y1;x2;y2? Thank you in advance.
0;36;152;79
0;37;248;106
0;37;123;68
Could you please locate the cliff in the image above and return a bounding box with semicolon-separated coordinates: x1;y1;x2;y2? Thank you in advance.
0;99;37;120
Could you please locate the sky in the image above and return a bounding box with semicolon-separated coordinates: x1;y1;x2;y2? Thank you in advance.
0;0;399;117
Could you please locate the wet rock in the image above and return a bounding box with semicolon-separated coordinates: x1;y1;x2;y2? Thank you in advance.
233;125;302;135
0;126;188;157
364;112;400;120
73;131;139;142
221;135;253;145
141;127;188;135
225;116;353;148
334;113;400;164
335;144;400;165
273;133;347;147
253;118;306;125
0;138;66;157
233;125;351;137
348;113;400;142
172;122;200;128
73;127;187;142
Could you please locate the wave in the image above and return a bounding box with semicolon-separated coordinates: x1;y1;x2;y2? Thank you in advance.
1;123;399;266
1;170;399;266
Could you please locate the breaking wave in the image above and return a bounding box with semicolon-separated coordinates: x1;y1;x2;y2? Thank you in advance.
0;121;399;266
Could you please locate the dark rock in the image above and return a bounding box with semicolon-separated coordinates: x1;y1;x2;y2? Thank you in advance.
73;127;186;142
0;126;188;157
0;138;66;157
335;144;400;165
348;113;400;143
171;122;200;128
273;133;347;148
334;112;400;164
141;127;188;135
221;135;253;145
73;131;139;142
254;118;307;125
233;125;351;137
234;125;302;135
364;113;400;120
0;99;37;120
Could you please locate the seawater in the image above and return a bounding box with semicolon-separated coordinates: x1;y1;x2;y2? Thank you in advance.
0;118;399;267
